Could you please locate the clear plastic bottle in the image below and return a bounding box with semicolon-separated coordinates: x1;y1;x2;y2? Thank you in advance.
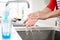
1;6;12;39
1;18;12;39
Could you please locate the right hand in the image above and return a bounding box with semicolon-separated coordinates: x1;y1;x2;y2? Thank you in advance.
24;11;49;27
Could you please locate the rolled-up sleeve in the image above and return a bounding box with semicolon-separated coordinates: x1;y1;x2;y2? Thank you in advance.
47;0;56;11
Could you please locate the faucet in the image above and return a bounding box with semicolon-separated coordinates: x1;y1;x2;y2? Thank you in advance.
5;0;30;21
6;0;30;8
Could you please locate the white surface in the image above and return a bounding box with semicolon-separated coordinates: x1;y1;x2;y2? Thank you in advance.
35;18;57;27
0;27;22;40
14;25;56;31
13;18;57;31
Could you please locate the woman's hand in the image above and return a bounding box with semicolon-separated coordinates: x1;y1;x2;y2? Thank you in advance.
24;18;38;27
24;11;49;27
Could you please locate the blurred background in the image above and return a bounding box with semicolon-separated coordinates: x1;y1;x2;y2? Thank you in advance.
0;0;57;40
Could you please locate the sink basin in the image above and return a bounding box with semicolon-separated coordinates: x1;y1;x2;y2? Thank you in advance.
13;23;56;40
17;30;54;40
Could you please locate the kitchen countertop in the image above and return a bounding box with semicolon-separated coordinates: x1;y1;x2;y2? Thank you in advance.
12;18;58;31
13;18;58;31
14;25;57;31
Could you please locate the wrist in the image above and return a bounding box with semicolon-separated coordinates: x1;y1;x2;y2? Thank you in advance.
47;12;54;19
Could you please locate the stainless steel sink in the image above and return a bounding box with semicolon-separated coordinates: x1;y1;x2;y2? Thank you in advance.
13;23;55;40
17;30;54;40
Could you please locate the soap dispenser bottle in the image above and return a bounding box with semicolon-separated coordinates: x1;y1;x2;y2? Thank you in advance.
1;6;12;39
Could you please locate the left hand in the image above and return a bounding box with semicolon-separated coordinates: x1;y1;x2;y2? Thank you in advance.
24;11;49;27
24;18;38;27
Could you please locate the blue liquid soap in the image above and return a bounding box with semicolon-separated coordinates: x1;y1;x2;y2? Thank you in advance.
2;32;11;39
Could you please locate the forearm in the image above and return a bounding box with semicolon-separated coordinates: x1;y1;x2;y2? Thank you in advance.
41;7;52;13
47;9;60;18
37;7;52;20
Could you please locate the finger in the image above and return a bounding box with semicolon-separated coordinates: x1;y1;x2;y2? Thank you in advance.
25;22;31;27
25;20;32;27
23;18;28;24
25;19;35;27
26;23;34;27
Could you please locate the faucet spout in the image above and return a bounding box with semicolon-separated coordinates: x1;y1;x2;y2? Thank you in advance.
6;0;30;8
